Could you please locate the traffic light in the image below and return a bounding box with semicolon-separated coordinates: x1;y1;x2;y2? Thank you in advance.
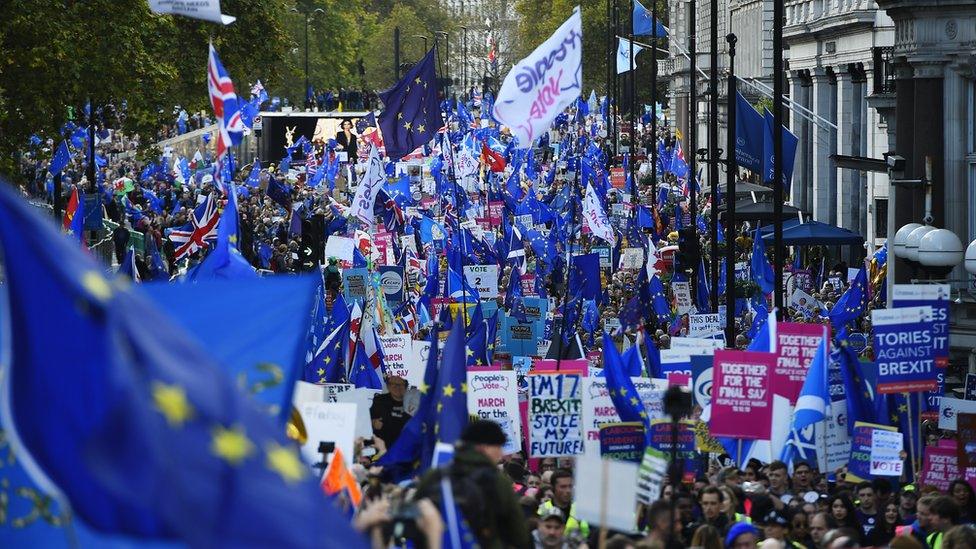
676;227;700;270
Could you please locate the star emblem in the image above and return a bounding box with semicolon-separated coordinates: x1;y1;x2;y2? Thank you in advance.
415;77;421;84
317;368;325;376
460;382;467;393
152;381;194;427
397;112;403;120
211;425;255;465
443;383;455;398
417;124;425;133
82;271;113;301
265;442;306;483
404;121;412;131
419;381;429;394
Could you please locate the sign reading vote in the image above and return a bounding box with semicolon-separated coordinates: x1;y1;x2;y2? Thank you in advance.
709;350;774;440
529;374;584;457
870;429;904;476
872;306;938;394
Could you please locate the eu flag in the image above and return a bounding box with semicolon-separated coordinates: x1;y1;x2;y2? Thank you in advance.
378;48;444;161
568;253;601;300
0;182;366;547
434;315;470;445
49;140;72;175
829;267;868;331
601;332;650;442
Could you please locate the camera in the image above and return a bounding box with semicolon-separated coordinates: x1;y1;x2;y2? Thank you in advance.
383;500;423;545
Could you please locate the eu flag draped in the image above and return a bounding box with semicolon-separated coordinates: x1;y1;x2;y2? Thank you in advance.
49;140;72;175
434;315;470;445
828;267;868;331
378;48;444;161
0;182;366;547
601;332;650;442
751;225;776;295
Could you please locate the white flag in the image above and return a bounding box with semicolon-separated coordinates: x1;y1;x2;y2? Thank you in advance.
583;183;616;245
148;0;236;25
616;37;644;74
493;7;582;148
348;145;383;229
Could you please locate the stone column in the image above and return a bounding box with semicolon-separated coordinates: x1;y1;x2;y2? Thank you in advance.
943;62;970;284
789;71;808;211
810;67;834;223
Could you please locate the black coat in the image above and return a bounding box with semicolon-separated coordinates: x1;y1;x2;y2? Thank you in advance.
335;131;357;159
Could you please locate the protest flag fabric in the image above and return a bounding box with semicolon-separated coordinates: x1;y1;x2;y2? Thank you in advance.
378;48;444;161
0;181;367;548
602;332;651;440
167;194;220;261
633;0;667;37
304;295;350;384
186;183;256;281
349;339;383;390
321;447;362;508
49;140;72;176
751;225;776;295
835;331;878;436
792;330;829;431
64;187;86;244
734;92;764;172
207;44;245;185
762;109;800;192
434;315;470;445
480;140;507;172
118;247;140;282
616;37;644;74
828;267;868;331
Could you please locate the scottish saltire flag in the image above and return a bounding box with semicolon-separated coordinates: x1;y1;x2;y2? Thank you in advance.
0;182;366;547
49;140;72;175
793;329;829;431
616;37;644;74
780;425;819;469
583;182;616;245
633;0;667;37
207;44;245;185
493;7;582;147
378;48;444;161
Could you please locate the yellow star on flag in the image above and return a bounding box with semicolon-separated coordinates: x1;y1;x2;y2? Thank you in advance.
403;121;412;131
152;381;194;427
265;442;306;483
460;382;468;393
415;76;421;84
82;271;113;302
419;381;430;394
417;124;425;133
630;396;639;406
443;384;455;398
211;425;255;465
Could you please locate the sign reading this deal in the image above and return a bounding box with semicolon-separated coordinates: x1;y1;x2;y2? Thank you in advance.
872;306;938;393
709;350;774;440
774;323;829;403
529;374;584;457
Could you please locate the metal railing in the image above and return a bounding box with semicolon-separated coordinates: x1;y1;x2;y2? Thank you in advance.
872;46;896;94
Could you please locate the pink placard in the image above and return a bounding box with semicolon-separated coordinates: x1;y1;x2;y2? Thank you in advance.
920;439;976;491
489;201;504;224
709;350;775;440
668;372;691;388
774;323;829;404
521;274;537;296
533;359;589;376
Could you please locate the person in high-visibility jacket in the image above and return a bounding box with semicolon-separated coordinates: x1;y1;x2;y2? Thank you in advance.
538;469;589;540
925;494;962;549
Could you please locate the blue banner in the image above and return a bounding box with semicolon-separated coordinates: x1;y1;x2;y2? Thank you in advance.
893;285;950;411
734;92;764;172
872;306;938;394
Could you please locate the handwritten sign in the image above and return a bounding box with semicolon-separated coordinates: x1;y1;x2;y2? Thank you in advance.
846;421;897;483
463;264;499;298
870;429;904;476
529;374;584;457
709;350;774;440
872;306;938;393
774;323;828;403
468;371;521;455
378;334;412;382
688;313;722;338
599;422;645;463
673;282;693;315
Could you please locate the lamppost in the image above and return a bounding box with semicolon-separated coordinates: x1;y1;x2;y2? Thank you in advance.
460;26;468;93
413;35;429;57
292;5;324;109
435;31;450;96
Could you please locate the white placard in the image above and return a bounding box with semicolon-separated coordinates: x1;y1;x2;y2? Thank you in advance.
670;337;724;354
463;264;499;298
870;429;904;476
581;377;668;457
298;402;357;468
938;397;976;431
324;235;356;263
332;387;381;438
467;371;522;455
673;282;694;315
378;334;413;383
619;248;644;270
688;313;722;337
148;0;236;24
575;452;640;533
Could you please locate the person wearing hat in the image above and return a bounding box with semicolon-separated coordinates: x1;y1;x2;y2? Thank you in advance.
413;419;529;549
759;508;806;549
725;521;760;549
534;507;569;549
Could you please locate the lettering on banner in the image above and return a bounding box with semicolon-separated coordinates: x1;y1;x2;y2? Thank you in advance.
529;374;584;457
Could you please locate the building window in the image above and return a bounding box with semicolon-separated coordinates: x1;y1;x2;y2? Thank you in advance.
875;198;888;238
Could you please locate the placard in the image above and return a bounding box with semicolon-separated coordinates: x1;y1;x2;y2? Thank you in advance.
789;289;824;318
599;422;645;463
377;265;405;304
673;282;693;315
938;397;976;431
582;377;668;456
688;313;722;338
872;306;938;393
670;337;724;354
957;413;976;472
463;264;499;298
575;452;640;532
709;350;774;440
619;248;644;270
774;323;828;403
920;440;967;491
342;268;369;302
870;429;904;476
324;235;356;263
659;349;692;378
378;334;412;381
408;340;432;388
468;371;521;455
529;374;584;457
648;420;700;482
593;246;611;268
846;421;897;483
298;402;357;468
636;447;668;504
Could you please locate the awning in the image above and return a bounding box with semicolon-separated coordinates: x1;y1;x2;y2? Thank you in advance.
761;220;865;246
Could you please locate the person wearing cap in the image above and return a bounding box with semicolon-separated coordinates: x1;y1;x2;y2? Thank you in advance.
538;469;589;542
899;485;919;526
534;506;571;549
759;509;805;549
725;521;759;549
413;419;529;549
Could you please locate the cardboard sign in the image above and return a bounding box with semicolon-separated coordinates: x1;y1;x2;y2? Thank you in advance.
378;265;405;304
502;318;538;357
298;402;357;468
872;306;938;393
529;374;584;457
709;350;774;440
463;264;499;298
575;452;640;532
870;429;904;476
673;282;693;315
637;448;668;504
582;377;668;456
342;268;369;302
324;235;356;263
378;334;412;382
468;371;521;455
938;397;976;431
846;421;897;483
774;323;828;403
599;422;646;463
920;439;969;491
688;313;722;338
593;246;611;268
619;248;644;270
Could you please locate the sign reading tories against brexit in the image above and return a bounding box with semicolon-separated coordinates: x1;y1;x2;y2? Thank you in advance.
871;306;938;393
774;323;829;403
709;350;774;440
529;374;584;457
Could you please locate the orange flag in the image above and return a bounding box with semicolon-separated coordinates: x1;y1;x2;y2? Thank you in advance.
320;448;362;508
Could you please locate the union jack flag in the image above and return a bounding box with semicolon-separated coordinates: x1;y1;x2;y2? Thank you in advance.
207;44;245;182
167;194;220;261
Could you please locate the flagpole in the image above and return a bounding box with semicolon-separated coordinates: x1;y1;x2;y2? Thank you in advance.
445;133;470;329
724;34;738;344
687;0;699;309
906;393;917;479
613;0;620;160
650;0;659;202
629;0;636;204
708;0;719;311
772;0;785;318
555;167;582;372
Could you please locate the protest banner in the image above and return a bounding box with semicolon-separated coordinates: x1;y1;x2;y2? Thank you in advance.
957;413;976;472
847;332;869;354
938;397;976;431
342;268;369;302
599;422;645;463
619;248;644;270
463;264;499;298
488;201;504;225
870;429;904;477
846;421;897;483
893;284;950;368
670;337;724;354
373;231;394;265
774;323;828;403
534;359;589;376
610;167;626;189
637;447;668;504
149;0;236;24
378;334;412;381
322;383;354;402
581;377;668;456
467;371;521;455
647;420;700;482
593;246;611;268
529;373;584;457
673;282;694;315
688;313;722;338
603;317;622;334
502;317;537;357
324;235;356;264
691;355;714;419
735;262;750;281
709;350;774;440
872;306;938;393
659;349;692;378
298;402;357;468
520;273;538;296
788;289;824;318
918;439;976;491
792;269;814;292
575;452;640;532
377;265;405;304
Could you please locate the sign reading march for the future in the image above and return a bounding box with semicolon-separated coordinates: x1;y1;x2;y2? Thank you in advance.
872;306;938;394
529;373;584;457
493;7;582;148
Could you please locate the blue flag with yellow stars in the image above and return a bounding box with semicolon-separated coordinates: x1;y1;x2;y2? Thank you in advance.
434;315;470;445
601;332;650;445
0;182;367;548
568;253;601;300
829;266;868;331
378;48;444;161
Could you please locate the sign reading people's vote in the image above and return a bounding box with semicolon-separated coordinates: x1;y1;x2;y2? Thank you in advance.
872;306;938;393
468;371;521;455
870;429;904;477
774;323;829;403
493;7;582;147
709;350;774;440
529;373;584;457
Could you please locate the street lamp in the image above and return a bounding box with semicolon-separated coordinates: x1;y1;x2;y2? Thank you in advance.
460;26;468;92
413;35;428;57
292;5;324;110
435;31;450;96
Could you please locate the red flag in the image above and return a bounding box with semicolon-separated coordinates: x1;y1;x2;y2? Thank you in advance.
480;141;506;173
320;448;362;508
62;187;79;231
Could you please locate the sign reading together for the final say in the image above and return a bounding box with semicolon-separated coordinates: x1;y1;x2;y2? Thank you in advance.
709;350;774;440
